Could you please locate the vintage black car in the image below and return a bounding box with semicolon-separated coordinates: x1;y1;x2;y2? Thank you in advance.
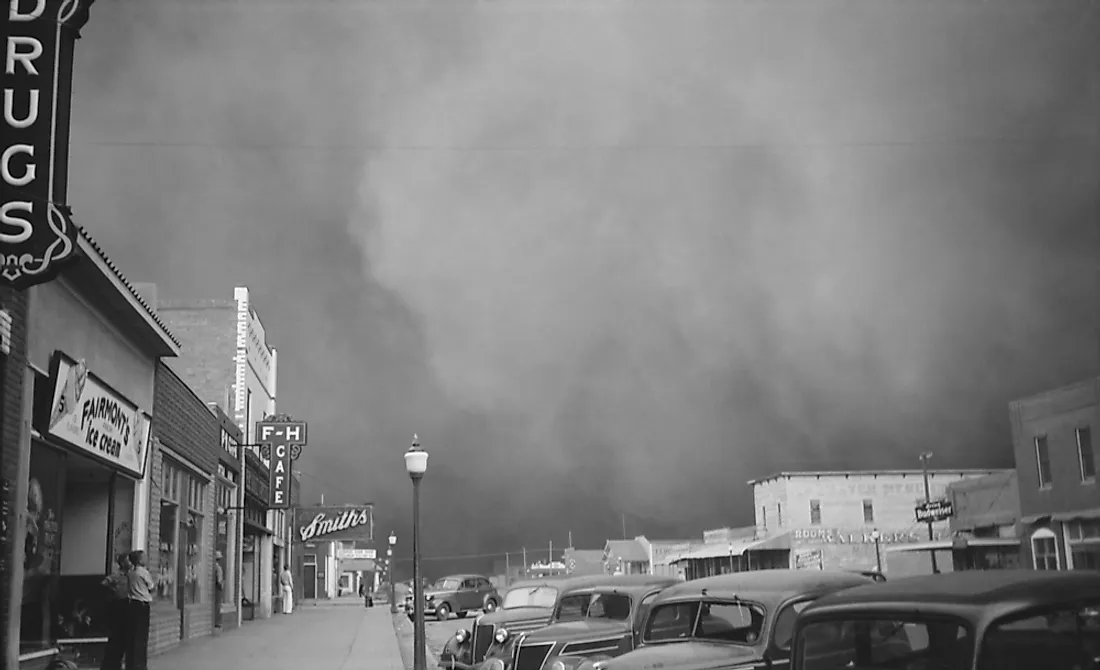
407;574;501;621
791;569;1100;670
590;570;876;670
442;575;678;670
507;575;680;670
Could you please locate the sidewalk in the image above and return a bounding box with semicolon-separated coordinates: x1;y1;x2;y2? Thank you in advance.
150;604;402;670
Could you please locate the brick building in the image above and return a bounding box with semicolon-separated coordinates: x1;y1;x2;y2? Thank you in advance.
147;285;289;619
2;229;180;669
1011;378;1100;571
146;362;220;655
751;469;1007;576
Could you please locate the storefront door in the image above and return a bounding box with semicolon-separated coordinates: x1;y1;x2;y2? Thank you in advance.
304;565;317;599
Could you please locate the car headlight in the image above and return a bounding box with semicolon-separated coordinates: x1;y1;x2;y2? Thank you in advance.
494;628;509;644
455;629;470;644
547;656;586;670
487;660;505;670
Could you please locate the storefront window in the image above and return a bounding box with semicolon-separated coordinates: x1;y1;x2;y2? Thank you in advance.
215;472;237;607
158;456;208;605
1031;528;1060;570
20;442;65;654
1067;519;1100;570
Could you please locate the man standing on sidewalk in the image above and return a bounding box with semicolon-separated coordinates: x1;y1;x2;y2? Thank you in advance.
214;551;224;627
279;564;294;614
127;550;154;670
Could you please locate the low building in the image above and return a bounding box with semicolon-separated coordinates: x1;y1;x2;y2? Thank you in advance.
669;526;772;580
634;537;696;577
603;539;649;574
885;470;1022;571
752;469;1008;576
562;548;605;577
1010;379;1100;571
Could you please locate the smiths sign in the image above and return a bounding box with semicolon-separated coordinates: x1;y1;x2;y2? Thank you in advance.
296;505;373;543
257;420;306;509
2;0;93;289
915;499;954;524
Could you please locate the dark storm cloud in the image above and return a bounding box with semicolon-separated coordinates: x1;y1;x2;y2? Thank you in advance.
67;0;1097;563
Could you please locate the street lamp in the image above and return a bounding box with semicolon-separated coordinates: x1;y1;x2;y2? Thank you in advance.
405;435;429;670
870;529;883;574
388;531;398;613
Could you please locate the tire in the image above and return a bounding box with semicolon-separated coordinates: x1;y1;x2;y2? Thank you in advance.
436;602;452;621
484;599;498;613
457;611;468;619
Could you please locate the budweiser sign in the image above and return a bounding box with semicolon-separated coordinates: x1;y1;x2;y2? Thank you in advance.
2;0;93;289
296;505;373;543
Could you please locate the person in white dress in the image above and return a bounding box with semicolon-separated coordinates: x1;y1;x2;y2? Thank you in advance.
279;564;294;614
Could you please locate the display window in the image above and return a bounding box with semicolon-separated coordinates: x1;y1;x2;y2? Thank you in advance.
157;456;208;606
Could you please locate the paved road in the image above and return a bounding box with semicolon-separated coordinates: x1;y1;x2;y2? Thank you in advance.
151;601;402;670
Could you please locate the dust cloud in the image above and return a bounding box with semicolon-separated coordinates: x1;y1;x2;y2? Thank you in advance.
67;0;1097;565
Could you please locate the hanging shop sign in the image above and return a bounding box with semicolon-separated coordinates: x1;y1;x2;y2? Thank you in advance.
336;548;376;560
256;418;307;509
1;0;94;289
40;351;152;478
915;499;954;523
296;505;373;543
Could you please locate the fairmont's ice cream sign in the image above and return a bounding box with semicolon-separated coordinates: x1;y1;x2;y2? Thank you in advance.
2;0;93;289
296;505;373;543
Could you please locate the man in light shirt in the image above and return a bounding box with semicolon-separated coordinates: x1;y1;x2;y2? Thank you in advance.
126;550;154;670
279;564;294;614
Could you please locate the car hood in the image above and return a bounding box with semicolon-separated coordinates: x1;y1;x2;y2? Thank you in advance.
522;619;629;643
602;641;759;670
425;590;454;599
480;606;553;626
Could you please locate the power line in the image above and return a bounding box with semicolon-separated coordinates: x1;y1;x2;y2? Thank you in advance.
72;135;1089;154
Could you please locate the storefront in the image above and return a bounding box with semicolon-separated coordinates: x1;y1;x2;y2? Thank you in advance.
145;362;220;655
241;448;274;620
212;407;242;630
14;238;179;668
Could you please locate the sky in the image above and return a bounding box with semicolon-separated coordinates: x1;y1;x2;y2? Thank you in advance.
66;0;1097;572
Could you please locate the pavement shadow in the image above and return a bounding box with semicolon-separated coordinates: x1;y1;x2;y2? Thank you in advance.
391;612;439;670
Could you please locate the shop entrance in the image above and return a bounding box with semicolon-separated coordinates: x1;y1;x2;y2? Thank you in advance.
303;553;317;599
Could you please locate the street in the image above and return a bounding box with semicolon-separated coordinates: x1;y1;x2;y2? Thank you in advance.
149;602;402;670
394;607;492;664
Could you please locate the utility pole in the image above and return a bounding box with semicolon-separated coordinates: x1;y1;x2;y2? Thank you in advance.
522;547;527;576
621;513;627;540
568;531;573;548
920;452;939;573
549;540;553;563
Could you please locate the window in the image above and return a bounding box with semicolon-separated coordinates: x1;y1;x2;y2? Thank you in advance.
862;499;875;524
979;603;1100;670
461;577;477;589
772;600;814;650
554;592;632;622
156;456;207;605
503;585;559;609
777;503;783;527
1078;427;1095;482
1066;519;1100;570
643;600;766;645
157;460;182;603
1031;528;1059;570
1035;436;1052;488
810;500;822;525
761;506;767;530
798;617;972;670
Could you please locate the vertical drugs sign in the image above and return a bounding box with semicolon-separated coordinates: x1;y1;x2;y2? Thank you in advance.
1;0;93;290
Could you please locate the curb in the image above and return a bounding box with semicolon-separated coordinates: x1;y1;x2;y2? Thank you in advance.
392;611;439;670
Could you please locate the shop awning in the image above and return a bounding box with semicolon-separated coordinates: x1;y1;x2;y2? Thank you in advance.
885;538;1021;554
671;533;791;562
244;519;273;535
1052;508;1100;522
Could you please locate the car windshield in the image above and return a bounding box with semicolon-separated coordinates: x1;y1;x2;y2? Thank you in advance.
432;578;461;591
554;592;633;622
797;616;973;670
978;602;1100;670
503;586;559;609
643;601;766;645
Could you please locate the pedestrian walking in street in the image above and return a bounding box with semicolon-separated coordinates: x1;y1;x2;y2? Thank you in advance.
214;550;224;627
99;553;131;670
126;550;154;670
279;564;294;614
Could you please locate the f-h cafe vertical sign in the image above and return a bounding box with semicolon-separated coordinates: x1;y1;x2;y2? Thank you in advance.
2;0;92;289
257;418;307;509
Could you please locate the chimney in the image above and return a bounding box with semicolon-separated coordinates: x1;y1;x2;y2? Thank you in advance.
131;282;158;309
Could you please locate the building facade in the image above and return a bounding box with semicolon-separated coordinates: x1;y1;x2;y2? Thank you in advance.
151;285;286;619
4;229;180;669
209;405;242;630
944;470;1021;570
751;469;1007;576
146;362;220;655
633;537;695;577
602;539;650;574
1010;378;1100;571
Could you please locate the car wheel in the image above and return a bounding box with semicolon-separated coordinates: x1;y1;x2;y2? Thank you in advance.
484;599;498;613
436;602;451;621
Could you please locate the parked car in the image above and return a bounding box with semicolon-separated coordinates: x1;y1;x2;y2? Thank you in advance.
441;575;675;670
407;574;501;621
791;569;1100;670
507;575;680;670
588;570;877;670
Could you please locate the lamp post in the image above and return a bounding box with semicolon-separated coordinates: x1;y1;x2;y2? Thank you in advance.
405;435;429;670
870;529;883;574
388;531;398;613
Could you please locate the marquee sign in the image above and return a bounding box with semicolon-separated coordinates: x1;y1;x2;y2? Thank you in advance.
1;0;94;289
296;505;373;543
41;351;151;478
